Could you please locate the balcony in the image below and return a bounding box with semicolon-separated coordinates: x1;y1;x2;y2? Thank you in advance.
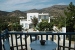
0;29;75;50
39;13;49;15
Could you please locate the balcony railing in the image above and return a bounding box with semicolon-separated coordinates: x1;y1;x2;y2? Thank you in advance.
0;29;75;50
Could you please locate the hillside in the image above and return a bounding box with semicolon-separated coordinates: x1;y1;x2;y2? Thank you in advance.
25;9;39;13
25;5;68;17
40;5;67;17
0;10;9;17
0;5;68;17
0;10;26;18
7;10;26;18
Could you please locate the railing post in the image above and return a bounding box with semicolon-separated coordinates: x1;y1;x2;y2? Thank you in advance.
0;33;2;50
5;29;9;39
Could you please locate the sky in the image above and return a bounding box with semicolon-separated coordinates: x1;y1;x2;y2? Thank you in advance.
0;0;75;12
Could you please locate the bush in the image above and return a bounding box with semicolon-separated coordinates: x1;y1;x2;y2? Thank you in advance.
66;35;75;41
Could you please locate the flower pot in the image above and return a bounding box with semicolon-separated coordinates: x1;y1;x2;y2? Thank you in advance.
40;40;46;45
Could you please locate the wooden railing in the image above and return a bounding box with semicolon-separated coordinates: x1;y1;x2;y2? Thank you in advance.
0;29;75;50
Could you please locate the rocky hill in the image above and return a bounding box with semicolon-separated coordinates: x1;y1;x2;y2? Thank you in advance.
25;5;68;17
0;10;9;17
25;9;39;13
7;10;26;17
0;5;68;18
0;10;26;18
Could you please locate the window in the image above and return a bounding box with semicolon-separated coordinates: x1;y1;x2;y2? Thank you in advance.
44;15;46;19
25;23;28;28
39;15;41;21
30;16;32;19
39;15;41;19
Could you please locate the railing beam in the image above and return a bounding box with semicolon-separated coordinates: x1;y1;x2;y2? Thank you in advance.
69;35;71;50
58;35;60;50
8;32;75;35
0;33;2;50
63;35;65;50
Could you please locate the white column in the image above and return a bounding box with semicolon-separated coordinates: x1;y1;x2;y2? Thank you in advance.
48;17;50;23
39;19;42;23
60;27;66;41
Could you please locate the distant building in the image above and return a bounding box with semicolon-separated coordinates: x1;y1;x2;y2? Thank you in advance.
19;16;25;19
20;13;50;30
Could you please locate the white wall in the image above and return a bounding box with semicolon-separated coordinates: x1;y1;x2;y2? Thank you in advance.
20;20;30;29
60;27;66;41
27;13;39;21
62;27;66;33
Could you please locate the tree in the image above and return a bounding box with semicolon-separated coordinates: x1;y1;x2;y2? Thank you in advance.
0;16;21;32
8;23;22;31
0;22;8;32
57;16;66;28
31;17;38;29
38;21;53;31
64;2;75;32
51;16;66;30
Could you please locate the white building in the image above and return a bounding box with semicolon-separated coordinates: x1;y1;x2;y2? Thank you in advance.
20;13;50;30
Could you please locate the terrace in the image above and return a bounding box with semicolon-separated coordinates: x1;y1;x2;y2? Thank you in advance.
0;29;75;50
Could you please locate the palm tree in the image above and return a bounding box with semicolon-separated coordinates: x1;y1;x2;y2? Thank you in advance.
31;17;38;30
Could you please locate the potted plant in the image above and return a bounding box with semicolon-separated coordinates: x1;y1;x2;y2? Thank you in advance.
40;40;46;45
